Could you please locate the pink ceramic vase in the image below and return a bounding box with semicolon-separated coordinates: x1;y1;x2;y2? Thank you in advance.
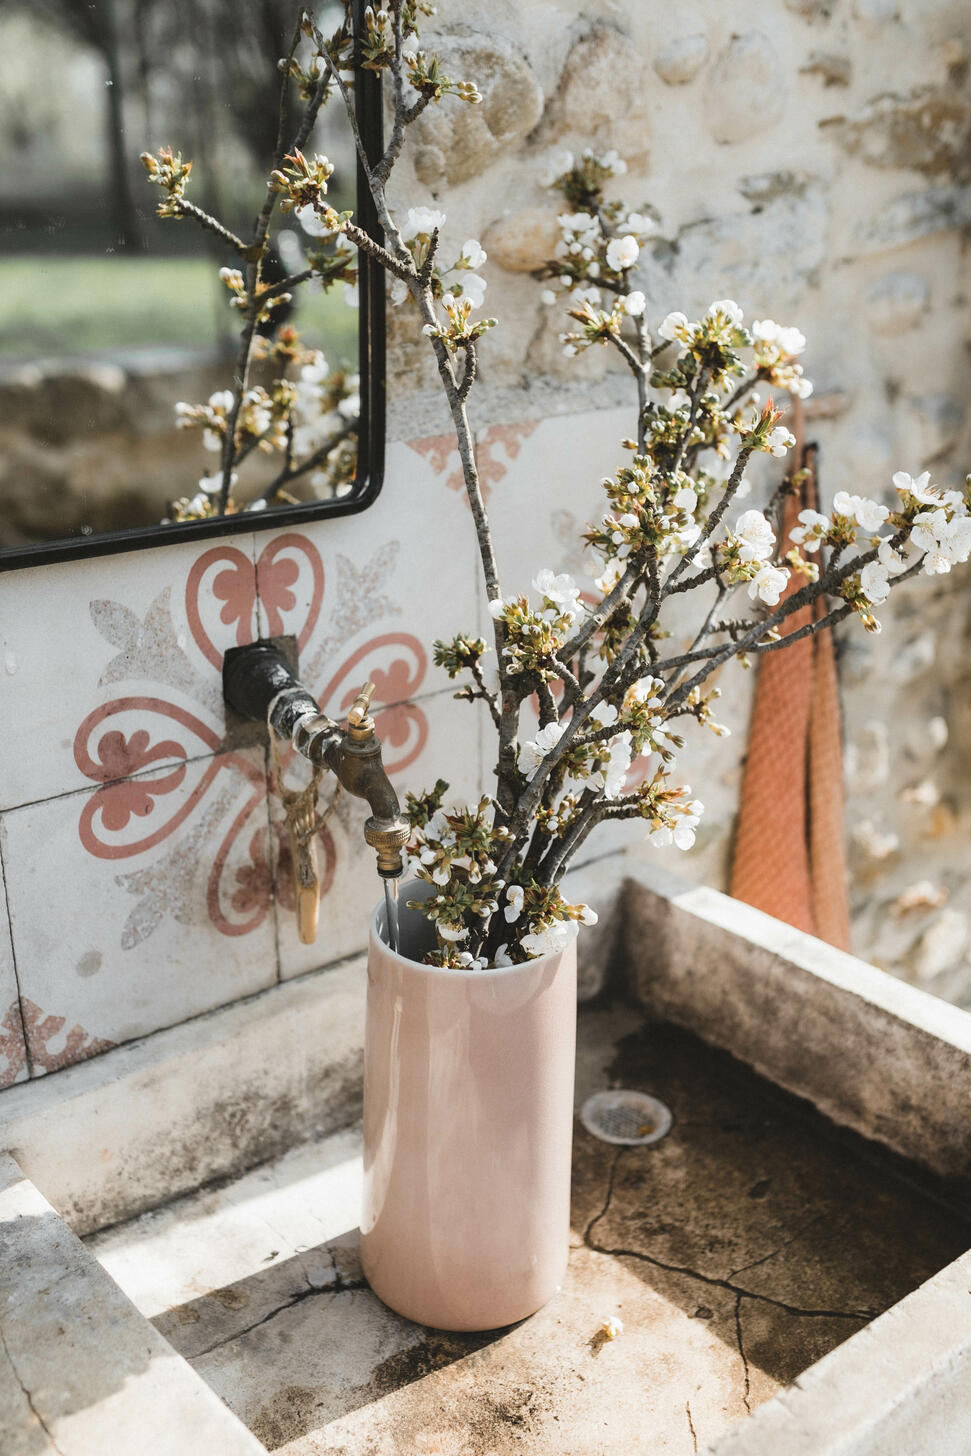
360;887;577;1331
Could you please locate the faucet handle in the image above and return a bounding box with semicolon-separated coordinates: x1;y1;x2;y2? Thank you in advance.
347;680;376;731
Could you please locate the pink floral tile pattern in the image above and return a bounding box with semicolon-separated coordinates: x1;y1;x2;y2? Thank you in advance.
69;530;431;949
407;421;539;505
0;533;260;811
1;749;278;1059
19;999;116;1076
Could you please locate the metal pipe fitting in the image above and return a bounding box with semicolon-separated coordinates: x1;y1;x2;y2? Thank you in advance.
222;642;410;879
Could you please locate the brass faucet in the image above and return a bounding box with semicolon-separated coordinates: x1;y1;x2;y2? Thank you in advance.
289;682;411;877
222;643;411;881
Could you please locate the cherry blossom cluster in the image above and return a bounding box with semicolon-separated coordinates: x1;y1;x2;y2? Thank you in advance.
149;9;968;968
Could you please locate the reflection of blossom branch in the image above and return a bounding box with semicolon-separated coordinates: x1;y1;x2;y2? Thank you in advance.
255;416;358;506
143;10;358;520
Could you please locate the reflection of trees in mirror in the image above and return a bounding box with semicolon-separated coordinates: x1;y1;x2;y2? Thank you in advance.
140;9;363;522
0;0;361;549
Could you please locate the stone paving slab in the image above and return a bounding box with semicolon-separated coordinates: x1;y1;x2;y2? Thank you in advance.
0;1153;266;1456
87;1004;971;1455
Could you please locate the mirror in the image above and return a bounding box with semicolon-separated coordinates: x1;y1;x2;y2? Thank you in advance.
0;0;384;570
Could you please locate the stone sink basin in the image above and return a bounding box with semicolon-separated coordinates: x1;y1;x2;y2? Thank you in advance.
2;865;970;1455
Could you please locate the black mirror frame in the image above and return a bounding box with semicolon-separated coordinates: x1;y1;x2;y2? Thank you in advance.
0;2;385;574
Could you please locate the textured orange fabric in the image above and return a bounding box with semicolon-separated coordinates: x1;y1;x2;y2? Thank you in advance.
729;434;852;951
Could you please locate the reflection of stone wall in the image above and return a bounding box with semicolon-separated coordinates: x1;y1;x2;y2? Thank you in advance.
0;355;231;545
383;0;971;1005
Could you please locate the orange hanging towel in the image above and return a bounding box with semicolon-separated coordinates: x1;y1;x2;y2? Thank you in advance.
729;431;852;951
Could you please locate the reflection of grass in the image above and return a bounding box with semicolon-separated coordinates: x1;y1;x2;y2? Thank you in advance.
0;255;358;363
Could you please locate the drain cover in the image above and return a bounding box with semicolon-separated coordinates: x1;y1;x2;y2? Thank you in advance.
580;1090;673;1146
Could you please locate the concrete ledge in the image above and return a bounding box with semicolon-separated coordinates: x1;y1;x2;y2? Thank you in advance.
621;865;971;1189
0;958;365;1235
706;1249;971;1456
0;1153;265;1456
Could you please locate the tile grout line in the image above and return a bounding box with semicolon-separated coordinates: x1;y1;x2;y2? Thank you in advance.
0;825;34;1080
0;941;370;1090
0;687;460;820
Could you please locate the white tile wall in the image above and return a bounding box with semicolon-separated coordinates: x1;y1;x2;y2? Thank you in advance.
1;747;276;1067
0;416;651;1083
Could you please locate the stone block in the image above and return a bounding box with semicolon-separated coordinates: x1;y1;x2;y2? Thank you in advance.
705;33;786;144
535;24;651;162
653;33;709;86
0;958;366;1234
620;864;971;1187
821;87;970;176
407;32;543;187
864;269;930;333
0;1153;265;1455
482;207;562;272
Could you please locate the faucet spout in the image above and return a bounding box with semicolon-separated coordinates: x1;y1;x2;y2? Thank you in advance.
223;644;410;879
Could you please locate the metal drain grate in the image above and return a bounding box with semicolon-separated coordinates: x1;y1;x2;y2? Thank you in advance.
580;1090;673;1146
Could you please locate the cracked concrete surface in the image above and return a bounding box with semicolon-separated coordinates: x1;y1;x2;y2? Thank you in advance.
88;1004;970;1455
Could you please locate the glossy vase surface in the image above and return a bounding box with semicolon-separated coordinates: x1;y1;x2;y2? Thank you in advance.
360;888;577;1331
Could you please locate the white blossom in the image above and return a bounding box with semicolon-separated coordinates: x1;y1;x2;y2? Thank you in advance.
832;491;890;531
521;918;579;958
658;311;689;341
577;904;599;925
599;731;632;799
519;721;567;776
601;1316;624;1340
733;509;776;563
539;148;574;187
911;508;971;574
457;273;488;308
789;508;830;551
892;470;936;504
438;922;468;943
877;539;907;574
619;212;652;236
590;702;619;727
599;148;627;176
460;238;487;268
533;567;582;623
748;562;788;605
752;319;806;356
390;278;409;306
208;390;234;412
649;798;704;851
621;291;646;315
860;561;891;604
401;205;446;241
295;203;330;238
541;288;557;306
766;426;796;457
707;298;743;327
606;235;640;271
595;558;624;594
504;885;525;923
